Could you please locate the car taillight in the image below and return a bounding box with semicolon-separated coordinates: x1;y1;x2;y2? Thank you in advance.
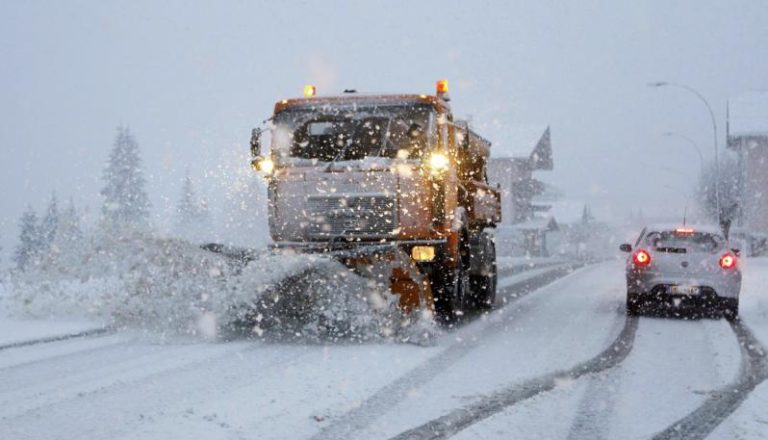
632;249;652;267
719;253;737;269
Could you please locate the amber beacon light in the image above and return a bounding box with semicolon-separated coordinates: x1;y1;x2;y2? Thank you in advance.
436;79;449;95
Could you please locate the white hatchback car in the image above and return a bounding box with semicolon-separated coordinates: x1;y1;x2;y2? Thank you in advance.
620;225;742;320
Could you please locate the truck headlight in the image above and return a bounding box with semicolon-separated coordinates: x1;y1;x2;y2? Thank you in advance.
251;156;275;175
427;152;450;175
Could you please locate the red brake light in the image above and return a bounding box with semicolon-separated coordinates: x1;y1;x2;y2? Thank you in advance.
675;227;695;236
719;253;737;269
633;249;652;267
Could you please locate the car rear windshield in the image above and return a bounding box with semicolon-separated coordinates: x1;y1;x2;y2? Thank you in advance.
644;231;724;253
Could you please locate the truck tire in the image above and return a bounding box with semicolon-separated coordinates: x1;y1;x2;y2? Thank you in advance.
432;230;471;325
432;267;463;324
469;236;497;310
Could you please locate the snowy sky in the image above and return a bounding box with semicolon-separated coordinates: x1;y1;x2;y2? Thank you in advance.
1;0;767;258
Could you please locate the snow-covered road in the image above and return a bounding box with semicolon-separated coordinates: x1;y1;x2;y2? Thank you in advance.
2;259;768;439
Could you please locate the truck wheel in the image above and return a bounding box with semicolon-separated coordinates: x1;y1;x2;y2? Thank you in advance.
469;238;497;310
432;267;463;324
432;230;471;325
470;273;497;311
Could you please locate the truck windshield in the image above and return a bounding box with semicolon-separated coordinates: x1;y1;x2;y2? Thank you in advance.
272;103;433;162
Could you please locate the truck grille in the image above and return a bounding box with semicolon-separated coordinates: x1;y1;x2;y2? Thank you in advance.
306;195;398;239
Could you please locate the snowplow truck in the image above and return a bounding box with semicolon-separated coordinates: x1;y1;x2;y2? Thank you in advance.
250;80;501;322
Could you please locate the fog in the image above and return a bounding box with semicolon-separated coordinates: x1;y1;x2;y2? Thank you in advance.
1;0;767;259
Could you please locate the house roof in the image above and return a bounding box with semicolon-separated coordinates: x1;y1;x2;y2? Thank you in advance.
491;125;551;160
509;216;559;232
730;92;768;136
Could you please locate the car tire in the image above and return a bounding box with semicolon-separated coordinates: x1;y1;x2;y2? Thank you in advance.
721;298;739;321
626;293;640;316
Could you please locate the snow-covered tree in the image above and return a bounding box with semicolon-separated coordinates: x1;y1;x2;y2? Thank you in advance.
51;198;84;258
40;192;59;249
13;206;45;271
174;173;211;240
220;176;270;247
100;127;150;228
697;153;741;224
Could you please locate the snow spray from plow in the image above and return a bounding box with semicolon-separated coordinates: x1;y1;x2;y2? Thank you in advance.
220;251;438;344
4;232;436;344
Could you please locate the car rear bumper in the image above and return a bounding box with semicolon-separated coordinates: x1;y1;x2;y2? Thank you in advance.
628;289;737;312
627;270;741;299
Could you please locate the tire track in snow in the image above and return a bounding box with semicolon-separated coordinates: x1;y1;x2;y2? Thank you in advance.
652;319;768;440
0;334;135;372
0;326;112;352
309;264;576;440
564;304;628;440
388;315;638;440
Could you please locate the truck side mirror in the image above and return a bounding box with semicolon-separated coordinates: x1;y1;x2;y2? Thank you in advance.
619;243;632;252
250;128;262;158
461;123;470;150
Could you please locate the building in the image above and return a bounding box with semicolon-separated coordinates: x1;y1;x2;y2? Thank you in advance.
728;92;768;234
487;126;556;256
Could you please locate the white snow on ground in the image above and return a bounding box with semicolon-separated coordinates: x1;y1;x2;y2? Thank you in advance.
0;330;442;440
2;257;768;439
709;256;768;440
441;261;744;440
352;261;628;438
451;318;741;440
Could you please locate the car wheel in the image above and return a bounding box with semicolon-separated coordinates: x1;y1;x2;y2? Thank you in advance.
626;293;640;316
721;298;739;321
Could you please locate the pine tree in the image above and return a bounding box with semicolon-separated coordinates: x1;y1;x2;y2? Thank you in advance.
40;192;59;249
174;173;211;240
100;126;150;228
53;198;84;256
13;206;44;271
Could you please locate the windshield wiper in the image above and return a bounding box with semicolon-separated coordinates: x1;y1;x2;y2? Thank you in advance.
324;136;354;172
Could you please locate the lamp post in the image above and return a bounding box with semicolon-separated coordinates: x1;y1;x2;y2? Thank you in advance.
662;131;705;176
649;81;720;222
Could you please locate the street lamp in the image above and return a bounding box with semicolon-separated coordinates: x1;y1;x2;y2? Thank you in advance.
649;81;720;222
662;131;705;176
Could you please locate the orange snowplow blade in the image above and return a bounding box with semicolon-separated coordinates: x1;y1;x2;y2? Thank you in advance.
391;267;434;312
